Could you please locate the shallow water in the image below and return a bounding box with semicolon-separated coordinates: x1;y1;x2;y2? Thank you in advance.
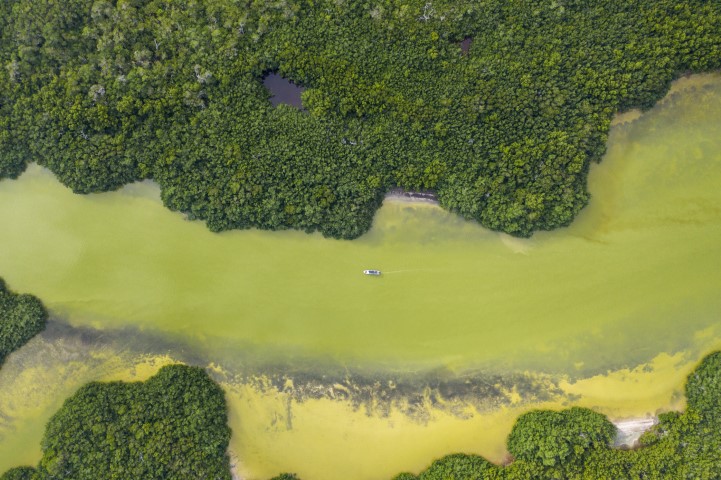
0;74;720;478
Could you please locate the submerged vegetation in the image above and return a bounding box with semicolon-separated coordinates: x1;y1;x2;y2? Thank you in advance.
0;0;719;238
390;352;721;479
1;365;231;480
4;352;721;479
0;278;46;368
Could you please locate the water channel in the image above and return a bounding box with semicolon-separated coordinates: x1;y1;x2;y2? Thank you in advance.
0;74;720;479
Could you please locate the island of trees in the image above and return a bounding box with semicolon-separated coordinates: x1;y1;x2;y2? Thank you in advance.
1;365;232;480
0;278;46;368
4;351;721;479
1;0;720;238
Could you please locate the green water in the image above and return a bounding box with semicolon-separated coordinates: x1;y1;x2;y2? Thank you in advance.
1;74;721;478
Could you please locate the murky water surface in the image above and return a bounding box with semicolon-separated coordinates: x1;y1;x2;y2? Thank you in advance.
0;74;720;479
263;73;305;108
460;37;473;54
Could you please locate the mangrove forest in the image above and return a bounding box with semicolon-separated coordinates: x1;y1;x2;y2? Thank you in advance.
1;0;721;479
1;0;719;237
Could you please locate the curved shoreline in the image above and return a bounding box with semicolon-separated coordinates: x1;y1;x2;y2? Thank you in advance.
384;188;440;205
612;417;658;447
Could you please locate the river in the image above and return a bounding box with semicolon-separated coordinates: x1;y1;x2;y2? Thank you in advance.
0;74;720;479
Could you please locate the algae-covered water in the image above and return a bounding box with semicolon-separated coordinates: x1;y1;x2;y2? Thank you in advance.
0;74;720;479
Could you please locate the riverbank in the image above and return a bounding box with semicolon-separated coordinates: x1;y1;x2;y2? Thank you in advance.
612;417;658;447
384;188;439;205
611;71;721;126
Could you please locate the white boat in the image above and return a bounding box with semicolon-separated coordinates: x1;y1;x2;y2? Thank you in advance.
363;269;381;276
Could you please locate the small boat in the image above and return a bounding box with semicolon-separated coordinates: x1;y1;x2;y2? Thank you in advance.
363;269;381;276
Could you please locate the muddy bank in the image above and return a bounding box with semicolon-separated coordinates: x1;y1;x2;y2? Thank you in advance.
384;188;439;205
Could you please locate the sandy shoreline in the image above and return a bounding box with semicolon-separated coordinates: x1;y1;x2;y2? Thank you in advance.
612;417;658;447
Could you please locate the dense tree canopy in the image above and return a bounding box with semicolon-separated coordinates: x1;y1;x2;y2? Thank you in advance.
1;0;719;238
506;407;616;468
0;278;47;368
0;468;35;480
1;365;232;480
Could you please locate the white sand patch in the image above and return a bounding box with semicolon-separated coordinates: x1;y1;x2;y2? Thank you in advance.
612;417;658;447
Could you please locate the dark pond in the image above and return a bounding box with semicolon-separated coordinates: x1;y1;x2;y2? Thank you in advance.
263;73;306;108
460;37;473;55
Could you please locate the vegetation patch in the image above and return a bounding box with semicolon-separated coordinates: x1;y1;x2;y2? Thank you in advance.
0;0;719;238
0;278;47;368
1;365;231;480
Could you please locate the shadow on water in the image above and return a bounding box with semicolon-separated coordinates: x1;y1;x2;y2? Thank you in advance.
5;317;571;419
263;72;306;108
9;314;710;424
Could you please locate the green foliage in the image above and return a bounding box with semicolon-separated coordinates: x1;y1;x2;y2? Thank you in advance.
0;467;36;480
507;407;616;467
2;365;232;480
417;454;499;480
686;351;721;420
0;277;47;367
392;473;418;480
1;0;719;238
403;352;721;479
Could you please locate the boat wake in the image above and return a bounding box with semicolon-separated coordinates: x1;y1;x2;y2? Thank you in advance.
381;269;428;274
